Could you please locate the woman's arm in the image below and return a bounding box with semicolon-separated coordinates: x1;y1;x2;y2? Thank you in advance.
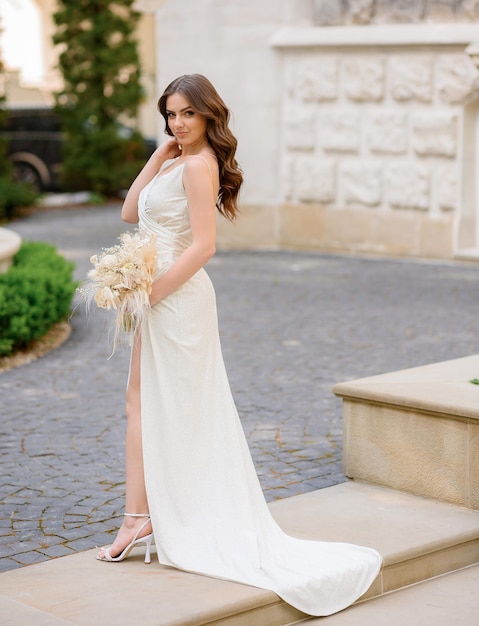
121;139;182;224
149;156;218;305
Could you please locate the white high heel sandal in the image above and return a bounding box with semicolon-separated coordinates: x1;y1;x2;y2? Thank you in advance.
96;513;154;564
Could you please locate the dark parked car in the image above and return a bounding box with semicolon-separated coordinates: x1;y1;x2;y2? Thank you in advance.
0;107;62;191
0;107;157;192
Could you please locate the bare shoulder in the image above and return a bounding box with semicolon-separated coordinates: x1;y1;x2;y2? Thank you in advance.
184;154;218;176
183;154;219;190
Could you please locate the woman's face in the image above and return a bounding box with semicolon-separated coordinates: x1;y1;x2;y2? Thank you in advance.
165;92;208;148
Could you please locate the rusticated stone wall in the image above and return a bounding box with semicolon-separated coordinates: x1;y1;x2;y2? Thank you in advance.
282;51;479;217
313;0;479;25
147;0;479;259
269;15;479;258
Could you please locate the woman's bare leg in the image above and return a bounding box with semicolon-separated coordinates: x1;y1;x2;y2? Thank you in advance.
98;334;151;558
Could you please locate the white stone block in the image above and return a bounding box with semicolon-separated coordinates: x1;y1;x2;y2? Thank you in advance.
292;57;339;102
367;111;408;154
348;0;375;24
437;55;479;105
344;58;385;102
319;111;360;152
426;0;456;21
457;0;479;21
284;107;316;151
412;112;458;158
437;164;457;212
389;56;433;102
375;0;427;22
386;163;430;211
293;156;336;203
281;155;295;201
342;161;382;206
312;0;344;25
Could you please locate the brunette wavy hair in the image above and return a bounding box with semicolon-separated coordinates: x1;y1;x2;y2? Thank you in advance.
158;74;243;221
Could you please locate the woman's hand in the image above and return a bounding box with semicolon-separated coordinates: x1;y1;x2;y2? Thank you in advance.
120;140;182;224
155;139;182;162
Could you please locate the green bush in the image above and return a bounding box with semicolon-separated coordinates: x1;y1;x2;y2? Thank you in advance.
0;176;39;222
0;241;77;356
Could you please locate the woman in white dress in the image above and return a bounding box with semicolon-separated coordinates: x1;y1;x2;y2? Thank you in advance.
97;74;382;617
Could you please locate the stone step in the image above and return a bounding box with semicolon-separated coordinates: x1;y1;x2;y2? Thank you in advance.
1;481;478;625
333;354;479;510
304;563;479;626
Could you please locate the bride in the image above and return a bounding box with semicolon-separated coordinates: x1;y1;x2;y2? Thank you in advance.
96;73;382;617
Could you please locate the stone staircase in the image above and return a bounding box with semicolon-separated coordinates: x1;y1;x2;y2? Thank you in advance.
334;353;479;510
1;355;478;625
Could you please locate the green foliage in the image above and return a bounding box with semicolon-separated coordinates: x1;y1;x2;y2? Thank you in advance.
0;175;39;222
0;241;77;356
53;0;146;195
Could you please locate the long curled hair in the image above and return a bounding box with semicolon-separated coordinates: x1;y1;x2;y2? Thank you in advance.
158;74;243;221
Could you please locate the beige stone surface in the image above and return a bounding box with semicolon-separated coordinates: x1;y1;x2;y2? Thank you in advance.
278;203;325;249
215;205;277;251
0;548;293;626
335;354;479;507
272;483;479;597
0;596;71;625
369;210;419;256
342;401;470;505
1;481;479;625
334;354;479;418
419;213;455;258
304;564;479;626
471;424;479;509
320;208;374;252
221;201;456;260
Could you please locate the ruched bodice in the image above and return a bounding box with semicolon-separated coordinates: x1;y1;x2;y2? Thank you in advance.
137;160;382;617
138;161;192;275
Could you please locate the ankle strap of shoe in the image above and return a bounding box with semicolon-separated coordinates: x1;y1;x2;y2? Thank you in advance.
124;513;150;518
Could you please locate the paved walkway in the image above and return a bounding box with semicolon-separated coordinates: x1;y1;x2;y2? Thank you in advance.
1;204;478;573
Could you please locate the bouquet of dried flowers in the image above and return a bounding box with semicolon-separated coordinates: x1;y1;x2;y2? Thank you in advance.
82;230;157;348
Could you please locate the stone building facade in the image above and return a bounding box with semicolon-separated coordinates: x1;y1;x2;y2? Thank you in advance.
274;3;479;258
8;1;478;259
143;0;479;259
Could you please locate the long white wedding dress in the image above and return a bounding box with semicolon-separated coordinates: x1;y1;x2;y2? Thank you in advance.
137;159;382;617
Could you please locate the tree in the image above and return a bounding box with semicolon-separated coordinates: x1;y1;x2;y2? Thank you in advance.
52;0;147;195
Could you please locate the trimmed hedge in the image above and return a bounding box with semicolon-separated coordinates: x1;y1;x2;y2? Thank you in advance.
0;241;77;356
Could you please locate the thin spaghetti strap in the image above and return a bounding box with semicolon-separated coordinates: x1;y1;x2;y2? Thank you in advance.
190;154;215;183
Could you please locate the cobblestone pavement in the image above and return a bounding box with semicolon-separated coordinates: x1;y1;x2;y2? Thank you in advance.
1;204;478;573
